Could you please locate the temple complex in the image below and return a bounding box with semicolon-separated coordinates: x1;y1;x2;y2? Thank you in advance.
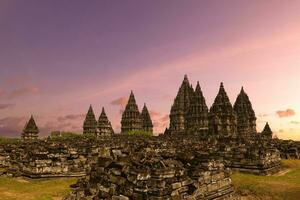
83;105;98;135
121;91;143;133
21;115;39;140
233;87;257;137
141;103;153;133
97;107;114;136
9;74;299;200
208;83;237;137
169;75;194;134
185;81;209;134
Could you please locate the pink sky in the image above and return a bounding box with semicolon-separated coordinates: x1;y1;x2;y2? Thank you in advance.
0;1;300;140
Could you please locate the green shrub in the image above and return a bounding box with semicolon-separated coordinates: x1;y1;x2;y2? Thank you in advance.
0;136;20;144
127;130;153;137
49;131;96;140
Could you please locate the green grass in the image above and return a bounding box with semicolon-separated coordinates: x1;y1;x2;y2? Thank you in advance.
232;160;300;200
1;160;300;200
0;176;77;200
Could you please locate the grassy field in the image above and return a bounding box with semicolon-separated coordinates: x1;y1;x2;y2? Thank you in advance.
232;160;300;200
0;176;77;200
0;160;299;200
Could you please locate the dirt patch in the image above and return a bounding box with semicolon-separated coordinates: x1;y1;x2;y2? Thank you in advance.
16;177;29;183
273;168;291;176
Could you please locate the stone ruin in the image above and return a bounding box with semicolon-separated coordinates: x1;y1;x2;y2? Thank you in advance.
83;106;114;137
65;135;239;200
121;91;153;134
1;74;299;199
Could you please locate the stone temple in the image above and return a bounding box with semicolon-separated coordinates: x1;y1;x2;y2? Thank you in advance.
185;81;209;134
121;91;153;134
233;87;257;137
97;107;114;136
83;105;98;135
141;103;153;133
167;76;259;139
208;82;237;138
21;115;39;140
83;105;114;136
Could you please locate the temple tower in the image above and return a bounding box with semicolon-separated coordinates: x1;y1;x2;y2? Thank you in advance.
83;105;98;135
141;103;153;133
21;115;39;140
121;91;142;133
169;75;194;134
186;81;209;134
97;107;114;136
261;122;273;140
233;87;257;137
208;83;237;137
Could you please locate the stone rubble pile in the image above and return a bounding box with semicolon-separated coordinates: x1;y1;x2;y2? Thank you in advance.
66;145;238;200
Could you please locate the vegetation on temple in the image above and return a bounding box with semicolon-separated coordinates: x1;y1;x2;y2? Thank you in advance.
126;130;153;136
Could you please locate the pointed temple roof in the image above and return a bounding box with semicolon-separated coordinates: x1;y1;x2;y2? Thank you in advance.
233;87;256;119
189;81;208;113
262;122;273;136
98;107;114;135
141;103;153;127
171;75;194;113
210;82;235;114
195;82;205;102
121;91;142;133
125;90;139;112
186;81;209;132
169;75;194;132
98;107;109;122
23;115;39;133
83;105;97;128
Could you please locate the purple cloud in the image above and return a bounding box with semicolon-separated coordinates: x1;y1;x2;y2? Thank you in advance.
8;86;39;99
0;117;27;137
111;97;128;107
0;103;15;110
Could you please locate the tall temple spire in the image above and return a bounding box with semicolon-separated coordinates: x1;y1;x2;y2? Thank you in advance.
22;115;39;140
98;107;114;136
234;87;257;137
121;91;142;133
141;103;153;133
169;75;194;134
208;82;237;137
186;81;208;134
83;105;98;135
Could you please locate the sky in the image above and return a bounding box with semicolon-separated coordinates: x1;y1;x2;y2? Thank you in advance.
0;0;300;140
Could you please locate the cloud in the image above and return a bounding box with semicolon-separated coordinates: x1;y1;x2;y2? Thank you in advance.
8;86;39;99
160;114;169;123
291;121;300;124
150;110;161;117
0;116;27;137
4;75;32;85
0;89;5;97
0;103;15;110
257;114;268;118
276;109;296;118
110;96;128;107
57;114;85;122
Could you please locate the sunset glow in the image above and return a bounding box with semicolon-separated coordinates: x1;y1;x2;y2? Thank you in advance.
0;1;300;140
